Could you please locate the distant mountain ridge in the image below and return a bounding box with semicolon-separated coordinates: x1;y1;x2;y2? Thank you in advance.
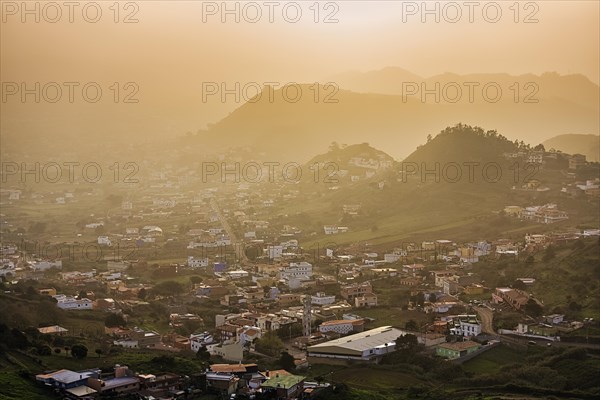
196;81;598;162
332;68;599;110
543;134;600;162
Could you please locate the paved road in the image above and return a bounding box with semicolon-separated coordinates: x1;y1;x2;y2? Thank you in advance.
474;306;495;334
500;334;600;349
473;306;600;349
210;197;248;264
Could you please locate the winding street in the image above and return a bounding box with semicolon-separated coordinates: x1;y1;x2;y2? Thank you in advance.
209;197;248;265
474;306;495;334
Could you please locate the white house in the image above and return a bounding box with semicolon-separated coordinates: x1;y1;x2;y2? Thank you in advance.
527;152;544;164
449;315;482;337
280;262;313;280
545;314;565;325
311;292;336;306
432;271;455;287
97;236;111;246
239;326;261;346
216;236;231;246
281;239;298;249
228;270;249;279
113;339;138;348
318;319;364;335
207;341;244;362
190;332;214;353
53;295;93;310
188;256;209;268
125;227;139;235
30;260;62;271
0;261;16;277
323;226;338;235
101;272;121;281
5;190;21;200
384;253;401;263
267;245;283;259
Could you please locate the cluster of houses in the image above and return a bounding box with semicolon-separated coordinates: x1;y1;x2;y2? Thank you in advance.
502;149;589;170
97;225;165;247
562;178;600;197
29;266;154;313
503;203;569;224
2;151;598;400
35;363;314;400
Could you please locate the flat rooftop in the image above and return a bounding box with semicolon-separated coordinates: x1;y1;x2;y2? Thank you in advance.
308;326;403;356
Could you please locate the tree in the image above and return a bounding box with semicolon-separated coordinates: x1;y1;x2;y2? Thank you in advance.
196;345;211;361
255;331;285;356
427;134;433;142
78;290;87;299
411;292;426;307
524;299;543;317
396;334;419;350
54;348;61;355
152;280;184;296
245;245;260;261
105;313;126;328
71;344;88;359
10;328;29;349
512;280;527;290
189;276;203;285
38;345;52;356
137;287;147;300
23;283;38;295
279;351;295;372
405;319;419;331
52;336;65;347
95;349;103;358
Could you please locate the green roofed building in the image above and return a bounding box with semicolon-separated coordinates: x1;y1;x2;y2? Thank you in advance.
307;325;403;364
436;340;481;359
261;373;305;399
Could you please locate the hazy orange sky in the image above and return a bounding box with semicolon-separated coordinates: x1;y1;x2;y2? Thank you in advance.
3;1;598;80
1;1;598;136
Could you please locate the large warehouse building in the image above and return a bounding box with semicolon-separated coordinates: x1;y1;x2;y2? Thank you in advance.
307;326;403;364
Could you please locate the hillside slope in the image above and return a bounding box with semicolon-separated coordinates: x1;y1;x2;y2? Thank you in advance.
543;134;600;162
276;125;599;248
194;84;598;162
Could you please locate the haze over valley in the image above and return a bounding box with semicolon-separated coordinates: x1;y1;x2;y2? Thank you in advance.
1;2;599;400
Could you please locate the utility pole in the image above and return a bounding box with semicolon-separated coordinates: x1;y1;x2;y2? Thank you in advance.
303;295;312;337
